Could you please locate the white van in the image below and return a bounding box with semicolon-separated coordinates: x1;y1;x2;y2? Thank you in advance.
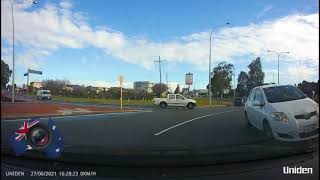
36;90;52;100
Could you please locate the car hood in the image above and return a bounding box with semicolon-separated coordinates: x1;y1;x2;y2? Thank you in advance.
186;99;196;103
269;98;318;115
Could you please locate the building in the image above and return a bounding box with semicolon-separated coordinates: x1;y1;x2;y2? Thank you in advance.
133;81;154;93
30;81;43;89
197;89;208;97
96;87;107;94
30;81;43;93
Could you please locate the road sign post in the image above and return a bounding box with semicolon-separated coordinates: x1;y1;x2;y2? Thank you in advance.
117;75;124;110
24;73;29;94
24;69;42;96
185;72;193;98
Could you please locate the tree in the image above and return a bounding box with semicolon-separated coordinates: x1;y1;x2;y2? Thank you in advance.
42;79;70;96
247;57;265;91
108;87;121;99
174;84;181;94
124;89;136;99
236;71;249;97
152;83;168;97
210;61;234;98
297;80;319;99
1;60;12;90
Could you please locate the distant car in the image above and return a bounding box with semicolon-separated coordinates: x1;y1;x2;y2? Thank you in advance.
153;94;196;109
36;90;52;100
234;97;244;106
244;84;319;141
242;96;248;104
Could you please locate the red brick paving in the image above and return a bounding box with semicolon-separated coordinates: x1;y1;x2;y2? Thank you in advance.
1;102;135;119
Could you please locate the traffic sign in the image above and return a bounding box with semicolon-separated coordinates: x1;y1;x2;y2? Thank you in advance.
28;69;42;75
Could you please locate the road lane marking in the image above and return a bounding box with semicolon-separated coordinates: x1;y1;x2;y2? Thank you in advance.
154;110;237;136
1;111;152;122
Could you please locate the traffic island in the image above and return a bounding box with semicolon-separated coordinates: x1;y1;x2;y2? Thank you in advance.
1;102;138;120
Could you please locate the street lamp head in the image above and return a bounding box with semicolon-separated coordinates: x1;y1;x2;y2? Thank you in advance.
286;51;290;53
33;1;38;4
226;23;230;25
267;50;271;52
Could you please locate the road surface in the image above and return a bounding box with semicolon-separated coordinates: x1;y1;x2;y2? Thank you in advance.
2;106;279;152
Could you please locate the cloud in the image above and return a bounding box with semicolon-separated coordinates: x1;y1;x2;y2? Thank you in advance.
60;0;72;9
263;62;319;85
256;5;274;19
1;1;319;83
285;63;319;82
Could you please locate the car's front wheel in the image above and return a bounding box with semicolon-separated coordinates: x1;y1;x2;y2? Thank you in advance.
263;120;273;138
160;102;167;109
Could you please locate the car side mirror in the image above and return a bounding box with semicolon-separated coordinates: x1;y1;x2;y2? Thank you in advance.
253;100;264;107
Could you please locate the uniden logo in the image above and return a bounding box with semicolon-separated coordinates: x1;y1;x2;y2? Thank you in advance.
283;166;313;174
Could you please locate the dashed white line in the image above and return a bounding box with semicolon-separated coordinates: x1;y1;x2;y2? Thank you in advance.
154;110;237;136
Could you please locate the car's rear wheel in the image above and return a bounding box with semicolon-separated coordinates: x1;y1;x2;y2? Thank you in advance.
160;102;167;109
263;120;273;138
187;103;194;109
245;112;252;127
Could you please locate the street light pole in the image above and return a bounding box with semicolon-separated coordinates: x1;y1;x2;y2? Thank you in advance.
209;30;213;107
9;0;15;102
277;53;280;84
209;23;230;107
267;50;290;84
8;0;37;102
233;66;236;104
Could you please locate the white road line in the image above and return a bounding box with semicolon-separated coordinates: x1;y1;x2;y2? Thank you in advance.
154;110;237;136
1;111;152;122
64;145;73;148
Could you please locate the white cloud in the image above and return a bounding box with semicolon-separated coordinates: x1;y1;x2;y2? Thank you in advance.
263;62;319;85
1;1;319;83
60;0;72;9
285;63;319;83
256;5;274;19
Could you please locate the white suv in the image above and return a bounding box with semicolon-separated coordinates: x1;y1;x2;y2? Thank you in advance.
244;84;319;141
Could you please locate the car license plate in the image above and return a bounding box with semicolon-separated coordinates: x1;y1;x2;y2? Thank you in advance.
304;124;316;133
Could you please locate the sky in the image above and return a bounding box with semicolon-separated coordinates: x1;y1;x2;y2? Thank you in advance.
1;0;319;91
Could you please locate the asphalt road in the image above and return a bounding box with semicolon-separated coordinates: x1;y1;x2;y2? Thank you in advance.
1;106;277;152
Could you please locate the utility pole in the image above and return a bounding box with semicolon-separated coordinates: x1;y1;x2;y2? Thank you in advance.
155;56;166;97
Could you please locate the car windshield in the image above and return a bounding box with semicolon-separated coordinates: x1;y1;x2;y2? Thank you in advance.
0;0;319;172
263;86;307;103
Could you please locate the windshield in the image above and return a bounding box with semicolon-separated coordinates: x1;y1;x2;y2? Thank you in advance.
1;0;319;173
263;85;307;103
